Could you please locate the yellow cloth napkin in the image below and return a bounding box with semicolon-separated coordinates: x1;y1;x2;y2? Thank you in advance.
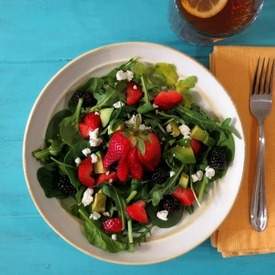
210;46;275;257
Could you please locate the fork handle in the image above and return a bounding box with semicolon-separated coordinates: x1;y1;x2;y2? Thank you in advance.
250;123;268;231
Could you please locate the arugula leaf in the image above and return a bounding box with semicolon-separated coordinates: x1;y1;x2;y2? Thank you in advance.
37;164;65;198
102;185;126;228
79;209;128;253
59;99;83;146
154;63;178;86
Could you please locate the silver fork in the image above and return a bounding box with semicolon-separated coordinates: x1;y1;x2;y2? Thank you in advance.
250;57;274;232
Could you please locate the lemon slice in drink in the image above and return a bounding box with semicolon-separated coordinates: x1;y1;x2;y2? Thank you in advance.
180;0;228;18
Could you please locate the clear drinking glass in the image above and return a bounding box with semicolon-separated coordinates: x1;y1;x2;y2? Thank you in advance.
169;0;264;44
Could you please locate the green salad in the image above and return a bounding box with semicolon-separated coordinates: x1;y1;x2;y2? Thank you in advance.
33;58;237;253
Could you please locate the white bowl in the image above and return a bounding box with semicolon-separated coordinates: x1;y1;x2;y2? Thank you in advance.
23;42;245;265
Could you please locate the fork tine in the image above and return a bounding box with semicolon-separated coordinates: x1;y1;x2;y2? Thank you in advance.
263;58;271;95
258;58;266;95
268;59;275;95
252;57;261;95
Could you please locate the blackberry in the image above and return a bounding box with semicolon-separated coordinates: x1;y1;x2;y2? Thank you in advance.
159;195;180;213
57;175;76;196
207;146;228;170
150;163;170;185
70;90;96;108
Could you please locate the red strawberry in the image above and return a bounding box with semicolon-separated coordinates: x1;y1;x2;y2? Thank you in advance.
128;148;143;180
96;171;117;185
191;138;202;156
138;133;161;171
77;158;95;187
102;217;123;234
126;82;143;105
153;90;183;110
79;112;101;139
126;200;149;224
103;131;130;168
117;157;129;182
172;187;195;206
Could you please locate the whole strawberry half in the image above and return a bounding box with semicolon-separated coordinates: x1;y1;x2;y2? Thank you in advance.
138;132;161;171
102;217;123;234
153;90;183;110
128;148;143;180
126;200;149;224
172;187;195;206
126;82;143;105
103;131;131;169
96;171;117;185
77;157;95;187
79;112;101;139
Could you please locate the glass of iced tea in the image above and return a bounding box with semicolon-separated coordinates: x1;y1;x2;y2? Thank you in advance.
169;0;264;44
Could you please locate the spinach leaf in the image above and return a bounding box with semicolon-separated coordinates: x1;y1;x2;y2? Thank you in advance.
102;185;126;228
147;204;184;228
60;196;80;217
59;99;83;146
46;109;72;141
149;165;184;206
63;140;90;165
37;164;65;198
79;209;128;253
91;87;120;111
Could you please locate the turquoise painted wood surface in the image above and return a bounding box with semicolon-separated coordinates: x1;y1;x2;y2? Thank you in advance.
0;0;274;274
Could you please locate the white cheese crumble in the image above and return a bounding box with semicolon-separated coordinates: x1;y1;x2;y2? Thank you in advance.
111;234;117;241
74;157;81;166
82;147;91;157
113;101;125;109
103;211;110;217
152;103;159;109
191;170;203;183
88;128;103;147
90;153;98;163
81;188;94;207
126;114;138;127
179;124;191;139
166;123;172;133
94;111;100;115
205;166;215;179
156;210;169;221
89;212;101;221
139;124;151;131
170;171;176;177
116;70;134;82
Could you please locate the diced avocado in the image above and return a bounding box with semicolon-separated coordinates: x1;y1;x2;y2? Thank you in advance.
100;107;114;127
179;172;189;188
191;125;214;145
173;146;196;164
91;190;106;213
94;152;105;174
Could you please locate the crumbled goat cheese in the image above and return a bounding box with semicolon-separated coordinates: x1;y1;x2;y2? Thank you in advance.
89;212;101;220
88;128;102;147
205;166;215;179
113;101;125;109
90;153;98;163
74;157;81;166
156;210;169;221
82;147;91;156
179;124;191;139
170;171;176;177
116;70;134;81
191;170;204;183
81;188;94;207
111;234;117;241
103;211;110;217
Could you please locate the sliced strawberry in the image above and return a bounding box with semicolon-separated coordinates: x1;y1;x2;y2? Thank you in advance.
128;148;143;180
77;158;95;187
126;82;143;105
138;132;161;171
191;138;203;156
117;157;129;182
102;217;123;234
96;171;117;185
126;200;149;224
153;90;183;110
79;112;101;139
103;131;130;168
172;187;195;206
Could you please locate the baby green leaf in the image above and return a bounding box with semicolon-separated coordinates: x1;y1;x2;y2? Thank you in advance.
176;76;197;93
154;63;179;86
